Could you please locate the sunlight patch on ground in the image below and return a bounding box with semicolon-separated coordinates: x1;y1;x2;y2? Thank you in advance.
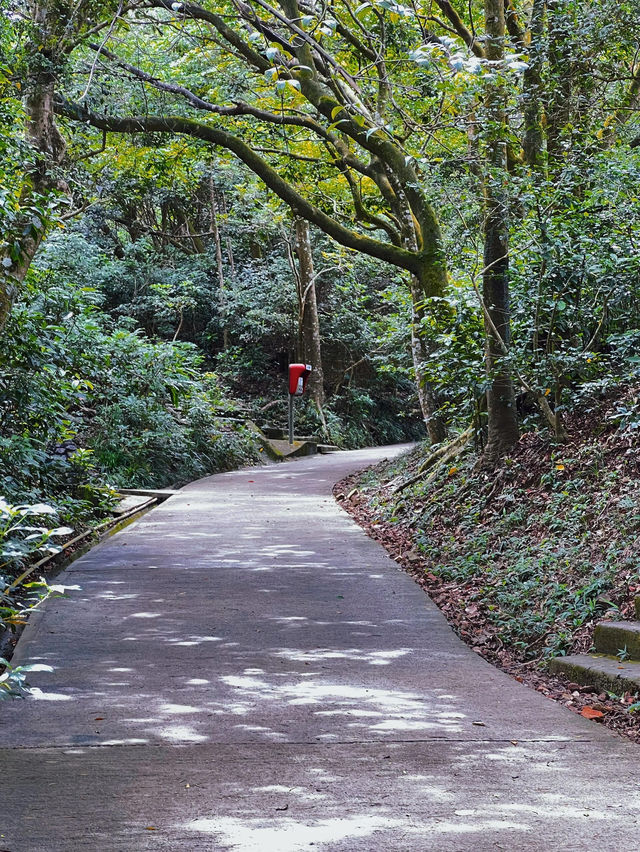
183;815;406;850
217;674;465;734
432;819;531;834
165;635;224;646
271;617;308;623
371;718;464;732
127;612;161;619
315;709;382;718
100;737;148;746
154;724;208;743
253;785;327;801
29;689;72;702
158;703;204;715
96;592;139;601
274;648;411;666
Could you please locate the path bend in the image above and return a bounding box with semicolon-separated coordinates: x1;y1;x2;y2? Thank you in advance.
1;445;640;850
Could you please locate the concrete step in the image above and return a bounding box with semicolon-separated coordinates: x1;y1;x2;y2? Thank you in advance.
594;621;640;659
267;439;318;458
112;494;157;515
117;488;179;500
549;653;640;695
318;444;340;454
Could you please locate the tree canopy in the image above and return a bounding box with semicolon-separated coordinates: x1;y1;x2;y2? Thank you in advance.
2;0;640;460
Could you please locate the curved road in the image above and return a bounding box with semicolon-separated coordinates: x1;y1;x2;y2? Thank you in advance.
2;445;640;850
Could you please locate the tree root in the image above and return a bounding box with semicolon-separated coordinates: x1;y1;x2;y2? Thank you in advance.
393;426;474;494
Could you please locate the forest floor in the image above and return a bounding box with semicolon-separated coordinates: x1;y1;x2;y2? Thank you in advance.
335;386;640;745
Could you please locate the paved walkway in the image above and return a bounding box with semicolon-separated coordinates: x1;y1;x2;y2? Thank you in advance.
2;445;640;850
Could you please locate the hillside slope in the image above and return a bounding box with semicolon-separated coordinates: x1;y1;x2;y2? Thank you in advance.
337;388;640;741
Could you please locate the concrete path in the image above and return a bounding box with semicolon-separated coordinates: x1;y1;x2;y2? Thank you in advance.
2;445;640;851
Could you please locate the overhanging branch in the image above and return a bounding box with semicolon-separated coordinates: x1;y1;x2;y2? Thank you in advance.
55;99;421;272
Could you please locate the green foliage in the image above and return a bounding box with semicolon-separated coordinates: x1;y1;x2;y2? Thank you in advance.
0;265;260;509
506;148;640;421
358;414;640;662
0;498;72;573
0;657;53;700
0;497;77;699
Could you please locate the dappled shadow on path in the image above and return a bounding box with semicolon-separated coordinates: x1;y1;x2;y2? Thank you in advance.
3;450;640;848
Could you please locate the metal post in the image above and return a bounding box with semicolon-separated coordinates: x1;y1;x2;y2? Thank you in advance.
288;394;294;445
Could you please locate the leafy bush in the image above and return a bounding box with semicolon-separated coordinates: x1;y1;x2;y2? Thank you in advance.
0;498;72;572
0;658;53;700
0;270;260;511
0;498;74;699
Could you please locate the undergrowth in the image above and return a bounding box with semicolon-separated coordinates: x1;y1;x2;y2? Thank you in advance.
343;388;640;664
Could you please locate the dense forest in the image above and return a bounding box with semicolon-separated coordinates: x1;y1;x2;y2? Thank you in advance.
2;0;640;703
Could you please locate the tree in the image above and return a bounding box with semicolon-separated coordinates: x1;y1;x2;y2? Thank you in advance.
11;0;640;457
288;218;326;413
54;0;452;440
478;0;519;462
0;0;125;332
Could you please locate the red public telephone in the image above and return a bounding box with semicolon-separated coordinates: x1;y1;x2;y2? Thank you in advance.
288;363;312;396
287;364;312;445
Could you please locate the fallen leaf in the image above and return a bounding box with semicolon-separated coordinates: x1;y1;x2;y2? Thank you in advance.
472;720;486;727
275;804;289;812
581;706;604;721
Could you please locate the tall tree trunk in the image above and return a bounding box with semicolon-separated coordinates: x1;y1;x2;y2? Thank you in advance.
481;0;519;464
294;219;325;411
209;177;229;349
546;0;572;168
0;1;66;333
522;0;545;167
409;275;447;444
397;192;449;444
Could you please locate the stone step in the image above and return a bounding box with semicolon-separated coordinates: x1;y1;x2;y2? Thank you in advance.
318;444;340;454
594;621;640;659
549;653;640;695
635;596;640;620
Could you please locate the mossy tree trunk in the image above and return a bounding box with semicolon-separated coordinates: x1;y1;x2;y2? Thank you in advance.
0;1;66;333
481;0;519;464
